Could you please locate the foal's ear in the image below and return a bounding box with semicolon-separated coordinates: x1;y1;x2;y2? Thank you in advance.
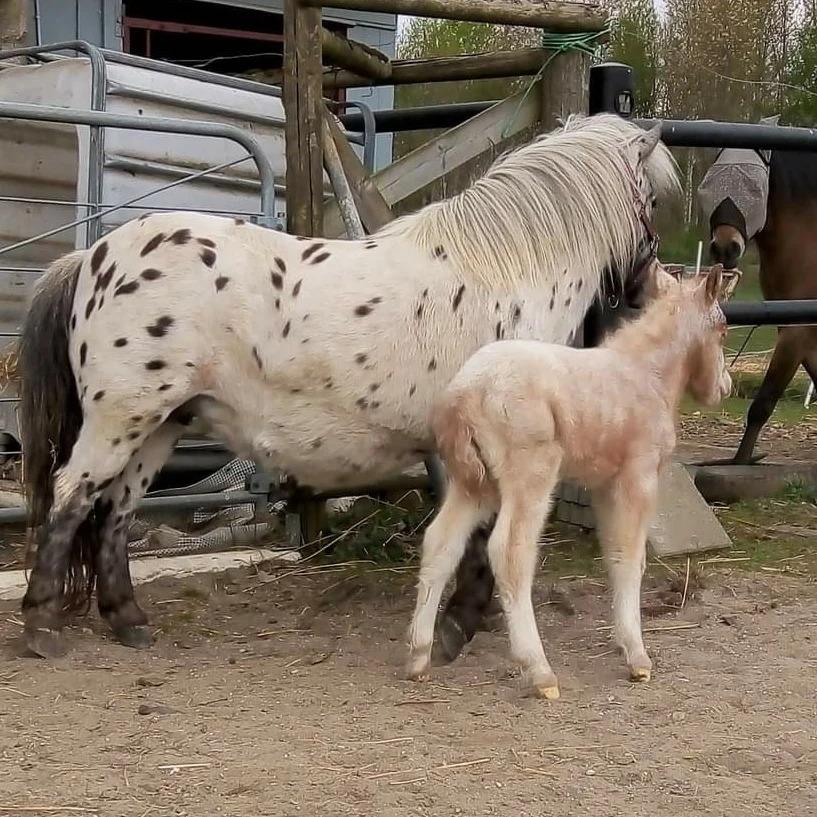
705;264;724;304
629;123;662;164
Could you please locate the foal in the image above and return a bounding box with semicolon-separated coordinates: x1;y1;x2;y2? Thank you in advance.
407;267;731;699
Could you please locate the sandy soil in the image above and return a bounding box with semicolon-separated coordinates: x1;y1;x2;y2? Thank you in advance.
1;561;815;817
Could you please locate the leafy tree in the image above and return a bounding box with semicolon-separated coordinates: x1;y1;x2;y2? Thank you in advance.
782;23;817;125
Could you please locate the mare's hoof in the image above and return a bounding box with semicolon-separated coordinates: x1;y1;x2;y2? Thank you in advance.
114;625;154;649
435;615;468;664
24;626;67;659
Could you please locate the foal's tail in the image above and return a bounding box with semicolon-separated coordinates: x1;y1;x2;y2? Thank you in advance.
19;250;96;609
431;394;489;498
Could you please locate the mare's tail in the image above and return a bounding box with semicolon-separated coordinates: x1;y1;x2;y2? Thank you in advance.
18;250;98;610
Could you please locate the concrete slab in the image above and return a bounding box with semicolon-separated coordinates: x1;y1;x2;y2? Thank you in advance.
0;547;300;602
648;461;732;556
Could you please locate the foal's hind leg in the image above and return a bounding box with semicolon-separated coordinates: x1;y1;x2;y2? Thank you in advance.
488;480;560;700
94;420;186;647
406;485;488;680
592;467;657;682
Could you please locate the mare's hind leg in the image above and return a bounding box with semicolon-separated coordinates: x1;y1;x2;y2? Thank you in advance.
734;328;804;464
22;420;137;657
435;522;498;662
592;465;658;682
406;485;488;680
94;419;186;647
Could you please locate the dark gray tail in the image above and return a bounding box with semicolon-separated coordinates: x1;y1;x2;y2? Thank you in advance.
19;250;98;611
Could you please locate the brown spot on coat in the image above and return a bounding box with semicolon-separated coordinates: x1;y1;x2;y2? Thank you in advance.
274;257;286;273
198;238;216;248
93;390;105;401
85;297;96;319
141;268;163;281
200;248;217;267
169;228;192;245
215;276;229;291
114;337;128;347
354;353;368;365
158;384;172;392
252;346;263;370
452;284;466;311
428;358;437;371
292;279;302;297
355;304;372;316
79;342;88;366
146;316;175;338
282;321;291;338
433;245;447;260
409;384;416;396
141;233;165;256
271;272;283;290
114;281;140;297
310;251;330;265
90;241;108;274
301;242;325;261
146;360;166;371
96;262;116;293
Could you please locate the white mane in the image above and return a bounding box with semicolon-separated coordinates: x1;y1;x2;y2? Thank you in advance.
377;113;680;290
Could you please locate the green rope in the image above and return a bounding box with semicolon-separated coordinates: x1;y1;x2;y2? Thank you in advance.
500;26;611;139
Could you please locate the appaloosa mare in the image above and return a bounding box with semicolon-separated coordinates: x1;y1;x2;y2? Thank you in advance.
699;133;817;464
17;114;678;658
407;267;731;698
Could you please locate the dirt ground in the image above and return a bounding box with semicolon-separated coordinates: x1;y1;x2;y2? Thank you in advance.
1;556;816;817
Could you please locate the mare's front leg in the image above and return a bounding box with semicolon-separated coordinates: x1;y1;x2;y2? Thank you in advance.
435;522;497;662
592;467;657;682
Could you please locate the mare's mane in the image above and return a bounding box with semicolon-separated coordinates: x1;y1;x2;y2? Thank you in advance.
376;114;679;291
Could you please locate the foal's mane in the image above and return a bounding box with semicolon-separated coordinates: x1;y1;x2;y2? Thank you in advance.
376;114;679;290
603;277;702;356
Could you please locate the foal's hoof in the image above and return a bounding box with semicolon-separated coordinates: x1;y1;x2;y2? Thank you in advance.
24;626;67;659
435;615;468;664
629;666;652;683
628;654;653;683
533;683;561;700
114;625;154;649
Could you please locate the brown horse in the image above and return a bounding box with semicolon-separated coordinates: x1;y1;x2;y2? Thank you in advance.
704;147;817;464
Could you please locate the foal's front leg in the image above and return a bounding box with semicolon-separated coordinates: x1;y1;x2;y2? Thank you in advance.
592;471;657;681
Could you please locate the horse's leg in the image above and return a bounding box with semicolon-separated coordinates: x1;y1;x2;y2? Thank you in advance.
94;420;186;648
406;485;486;681
734;328;804;464
435;521;497;662
22;419;136;657
488;461;560;699
592;468;657;682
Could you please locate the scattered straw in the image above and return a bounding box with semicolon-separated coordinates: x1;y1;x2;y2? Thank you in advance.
681;557;691;609
394;698;449;706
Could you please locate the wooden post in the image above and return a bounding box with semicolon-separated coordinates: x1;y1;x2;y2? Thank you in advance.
283;0;324;237
538;50;590;133
321;27;392;81
323;111;395;232
302;0;607;33
322;112;366;238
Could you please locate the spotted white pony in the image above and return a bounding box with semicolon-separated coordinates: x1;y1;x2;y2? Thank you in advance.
18;113;678;657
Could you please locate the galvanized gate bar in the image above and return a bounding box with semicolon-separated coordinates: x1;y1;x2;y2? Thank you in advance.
0;102;279;228
636;118;817;152
723;300;817;326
